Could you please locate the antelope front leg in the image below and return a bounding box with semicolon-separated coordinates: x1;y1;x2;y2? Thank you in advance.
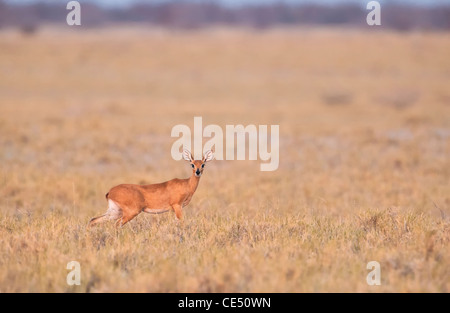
172;204;183;220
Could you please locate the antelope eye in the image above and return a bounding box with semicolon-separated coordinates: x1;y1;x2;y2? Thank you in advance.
191;164;195;168
201;164;205;168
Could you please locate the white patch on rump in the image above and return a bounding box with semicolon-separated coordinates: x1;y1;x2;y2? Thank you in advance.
106;199;122;220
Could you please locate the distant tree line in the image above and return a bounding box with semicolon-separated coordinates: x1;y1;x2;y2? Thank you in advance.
0;1;449;31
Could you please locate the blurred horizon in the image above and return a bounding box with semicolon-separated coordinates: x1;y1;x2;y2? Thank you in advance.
4;0;450;9
1;0;450;30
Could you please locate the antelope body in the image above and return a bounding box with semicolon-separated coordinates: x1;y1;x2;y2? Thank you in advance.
88;150;213;227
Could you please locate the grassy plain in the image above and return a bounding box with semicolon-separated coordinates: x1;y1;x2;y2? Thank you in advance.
0;26;449;292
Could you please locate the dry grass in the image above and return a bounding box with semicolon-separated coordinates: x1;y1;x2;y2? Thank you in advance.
0;26;449;292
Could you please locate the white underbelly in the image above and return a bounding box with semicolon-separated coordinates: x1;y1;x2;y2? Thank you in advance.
143;207;171;214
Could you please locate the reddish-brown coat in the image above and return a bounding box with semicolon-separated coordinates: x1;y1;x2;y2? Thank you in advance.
88;151;213;228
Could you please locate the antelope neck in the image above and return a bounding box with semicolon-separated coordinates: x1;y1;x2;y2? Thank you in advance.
188;173;201;194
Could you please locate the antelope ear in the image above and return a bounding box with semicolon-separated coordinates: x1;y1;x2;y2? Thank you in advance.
203;150;214;162
182;149;193;162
